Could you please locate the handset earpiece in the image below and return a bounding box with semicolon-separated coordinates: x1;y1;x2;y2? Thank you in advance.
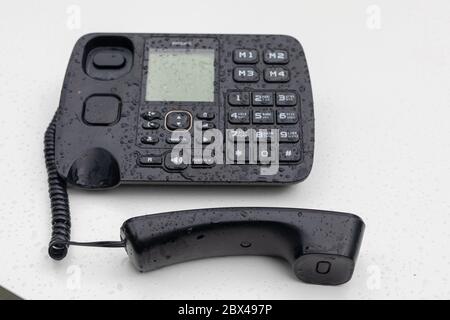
120;207;365;285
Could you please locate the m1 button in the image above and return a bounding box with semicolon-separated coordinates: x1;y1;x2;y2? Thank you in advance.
93;52;126;69
316;261;331;274
233;49;258;64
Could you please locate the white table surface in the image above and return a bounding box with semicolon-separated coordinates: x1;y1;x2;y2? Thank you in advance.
1;0;449;299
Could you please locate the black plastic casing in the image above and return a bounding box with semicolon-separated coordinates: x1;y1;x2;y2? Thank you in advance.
121;208;364;285
54;33;314;188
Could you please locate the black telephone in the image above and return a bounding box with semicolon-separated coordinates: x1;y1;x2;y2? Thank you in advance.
45;33;365;286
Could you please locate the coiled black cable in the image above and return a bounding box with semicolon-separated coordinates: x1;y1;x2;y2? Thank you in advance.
44;116;124;261
45;117;71;260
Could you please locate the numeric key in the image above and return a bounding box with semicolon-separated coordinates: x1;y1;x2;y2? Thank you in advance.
276;92;297;106
279;129;300;143
228;110;250;124
252;92;274;106
253;110;274;124
228;92;250;106
277;111;298;124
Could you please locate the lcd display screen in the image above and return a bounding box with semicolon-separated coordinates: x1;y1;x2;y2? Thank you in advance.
145;48;215;102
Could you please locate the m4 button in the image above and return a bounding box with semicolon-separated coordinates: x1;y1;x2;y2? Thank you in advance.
264;68;289;82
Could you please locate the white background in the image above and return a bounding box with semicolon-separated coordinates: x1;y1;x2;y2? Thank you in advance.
0;0;449;299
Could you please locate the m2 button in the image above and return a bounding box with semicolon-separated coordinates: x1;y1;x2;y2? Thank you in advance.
233;49;258;64
264;50;289;64
233;67;259;82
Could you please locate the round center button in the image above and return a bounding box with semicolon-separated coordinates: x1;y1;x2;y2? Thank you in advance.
165;111;192;131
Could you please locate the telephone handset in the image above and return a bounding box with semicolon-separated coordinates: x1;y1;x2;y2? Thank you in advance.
45;33;365;285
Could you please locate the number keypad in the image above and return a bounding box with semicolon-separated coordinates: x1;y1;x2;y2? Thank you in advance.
226;89;302;163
